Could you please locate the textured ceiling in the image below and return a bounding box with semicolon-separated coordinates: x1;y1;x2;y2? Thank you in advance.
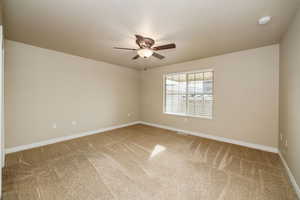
3;0;300;70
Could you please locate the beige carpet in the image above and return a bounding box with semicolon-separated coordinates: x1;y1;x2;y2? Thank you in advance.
2;125;298;199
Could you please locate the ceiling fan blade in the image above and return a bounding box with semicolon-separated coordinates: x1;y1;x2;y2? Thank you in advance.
132;55;139;60
152;43;176;51
152;52;165;60
135;34;144;40
114;47;137;50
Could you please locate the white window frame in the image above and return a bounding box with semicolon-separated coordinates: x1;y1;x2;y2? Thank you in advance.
163;69;214;119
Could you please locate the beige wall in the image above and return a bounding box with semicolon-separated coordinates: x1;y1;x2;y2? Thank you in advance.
5;40;140;148
140;45;279;148
5;40;280;150
0;1;2;25
279;8;300;187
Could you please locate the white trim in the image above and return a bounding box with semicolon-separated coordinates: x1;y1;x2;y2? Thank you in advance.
163;112;212;120
162;69;215;120
163;68;214;76
5;121;140;154
0;25;3;199
278;151;300;199
139;121;278;153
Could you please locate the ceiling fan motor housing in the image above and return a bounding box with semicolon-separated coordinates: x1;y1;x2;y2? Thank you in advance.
114;34;176;60
136;37;155;49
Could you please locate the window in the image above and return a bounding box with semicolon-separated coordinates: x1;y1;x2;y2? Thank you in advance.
164;70;214;119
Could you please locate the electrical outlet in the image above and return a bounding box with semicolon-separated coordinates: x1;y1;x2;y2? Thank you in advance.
52;123;57;129
72;121;77;125
285;139;288;147
127;113;131;117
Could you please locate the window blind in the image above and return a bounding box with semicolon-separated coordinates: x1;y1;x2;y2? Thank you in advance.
164;70;213;118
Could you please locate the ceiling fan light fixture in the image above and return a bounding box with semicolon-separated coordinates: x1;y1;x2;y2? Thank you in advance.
137;48;153;58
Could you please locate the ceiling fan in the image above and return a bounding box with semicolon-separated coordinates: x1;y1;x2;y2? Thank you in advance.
114;34;176;60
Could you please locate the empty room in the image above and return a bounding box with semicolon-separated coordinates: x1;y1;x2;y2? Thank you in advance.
0;0;300;199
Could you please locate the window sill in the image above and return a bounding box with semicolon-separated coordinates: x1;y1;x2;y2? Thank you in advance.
163;112;213;120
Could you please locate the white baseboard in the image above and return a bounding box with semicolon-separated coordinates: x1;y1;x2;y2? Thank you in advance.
139;121;278;153
5;120;278;154
278;151;300;199
5;121;140;154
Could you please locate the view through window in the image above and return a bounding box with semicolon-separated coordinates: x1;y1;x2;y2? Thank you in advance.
164;70;214;118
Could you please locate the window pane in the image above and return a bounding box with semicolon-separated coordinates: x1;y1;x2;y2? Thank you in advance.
179;74;186;94
204;71;213;80
203;72;213;94
168;94;186;113
165;95;172;113
165;75;173;94
187;73;195;94
203;94;213;117
195;72;204;94
187;94;195;115
195;94;203;115
165;73;186;114
203;80;213;94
